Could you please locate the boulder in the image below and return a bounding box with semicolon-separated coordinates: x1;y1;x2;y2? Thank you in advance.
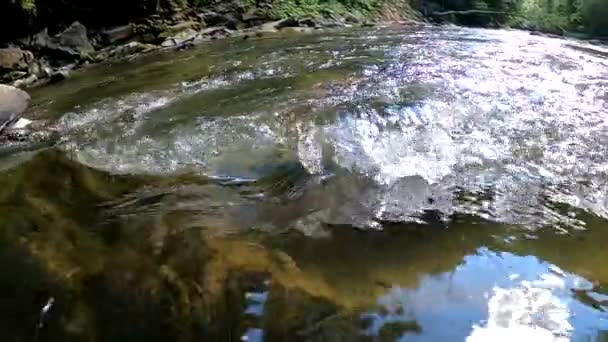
0;84;30;114
25;29;81;61
0;48;34;71
343;13;362;24
57;22;95;57
100;25;135;45
160;28;200;46
12;74;38;88
242;7;280;27
199;11;240;30
23;22;94;62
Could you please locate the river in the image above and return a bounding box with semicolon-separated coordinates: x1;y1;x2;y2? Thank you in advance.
1;25;608;341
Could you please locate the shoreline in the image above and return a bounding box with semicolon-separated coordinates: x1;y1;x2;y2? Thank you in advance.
0;4;420;90
1;4;606;91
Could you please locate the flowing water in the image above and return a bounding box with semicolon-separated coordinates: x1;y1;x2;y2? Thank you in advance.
2;25;608;341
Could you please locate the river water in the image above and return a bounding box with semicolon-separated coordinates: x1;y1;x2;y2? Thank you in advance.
2;25;608;341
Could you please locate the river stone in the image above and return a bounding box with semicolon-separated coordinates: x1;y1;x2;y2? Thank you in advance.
160;27;199;47
12;74;38;88
108;42;156;59
0;48;34;71
0;84;30;114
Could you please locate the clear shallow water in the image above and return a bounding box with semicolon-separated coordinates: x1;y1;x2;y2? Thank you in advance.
1;26;608;341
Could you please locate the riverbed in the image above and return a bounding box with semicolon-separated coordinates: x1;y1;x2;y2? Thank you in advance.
2;25;608;341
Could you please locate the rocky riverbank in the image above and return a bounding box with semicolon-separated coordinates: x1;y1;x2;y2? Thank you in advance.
0;2;415;89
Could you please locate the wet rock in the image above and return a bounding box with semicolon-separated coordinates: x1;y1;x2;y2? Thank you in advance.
275;18;301;30
158;21;200;40
12;74;38;88
258;20;281;32
298;18;319;28
199;11;240;30
100;25;135;45
343;13;362;24
24;28;82;61
27;59;53;79
107;42;157;59
18;22;93;63
50;69;70;84
281;27;314;34
0;48;34;72
200;26;234;40
0;84;30;114
57;22;95;58
242;7;280;27
160;28;199;47
253;26;279;36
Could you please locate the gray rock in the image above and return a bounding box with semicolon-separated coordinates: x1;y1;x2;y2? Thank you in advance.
57;22;94;58
27;59;53;79
200;26;234;39
259;20;282;32
12;74;38;88
100;25;135;45
158;21;199;39
160;27;199;47
108;42;156;59
0;84;30;115
199;11;240;30
275;18;300;29
242;7;280;26
50;69;70;84
0;48;34;71
25;28;81;60
298;18;319;28
343;13;361;24
314;17;344;28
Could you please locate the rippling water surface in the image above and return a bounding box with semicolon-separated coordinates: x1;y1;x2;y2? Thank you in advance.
2;26;608;341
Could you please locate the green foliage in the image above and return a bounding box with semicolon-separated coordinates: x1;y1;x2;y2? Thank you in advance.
268;0;381;18
13;0;36;14
510;0;608;36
